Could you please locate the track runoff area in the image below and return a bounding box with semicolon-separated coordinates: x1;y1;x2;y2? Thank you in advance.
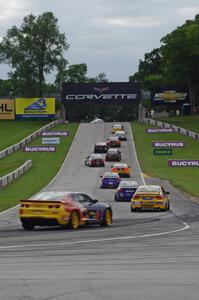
0;122;199;300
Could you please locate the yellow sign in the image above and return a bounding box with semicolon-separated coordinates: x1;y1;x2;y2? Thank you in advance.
15;98;55;118
154;91;187;102
0;99;15;120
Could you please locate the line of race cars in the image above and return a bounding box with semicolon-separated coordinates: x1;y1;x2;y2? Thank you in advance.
19;123;170;231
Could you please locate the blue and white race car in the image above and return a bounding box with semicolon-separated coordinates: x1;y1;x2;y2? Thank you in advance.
100;172;121;189
114;181;139;201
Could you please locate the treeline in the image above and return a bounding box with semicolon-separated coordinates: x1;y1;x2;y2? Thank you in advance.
0;12;109;98
65;103;138;122
129;14;199;108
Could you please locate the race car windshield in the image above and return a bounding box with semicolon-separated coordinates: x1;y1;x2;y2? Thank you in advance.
120;182;138;188
91;154;102;159
114;164;127;168
32;192;69;201
137;186;161;193
108;149;118;153
104;173;118;178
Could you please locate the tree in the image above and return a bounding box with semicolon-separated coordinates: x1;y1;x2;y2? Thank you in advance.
88;72;109;83
55;63;88;87
129;48;163;90
55;63;109;87
0;12;69;97
161;14;199;108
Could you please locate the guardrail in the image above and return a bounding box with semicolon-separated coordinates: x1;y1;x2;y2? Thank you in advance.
139;118;199;140
0;160;32;189
0;119;64;160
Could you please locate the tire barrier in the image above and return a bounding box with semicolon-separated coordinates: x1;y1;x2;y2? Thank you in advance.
0;160;32;189
139;118;199;140
0;119;64;160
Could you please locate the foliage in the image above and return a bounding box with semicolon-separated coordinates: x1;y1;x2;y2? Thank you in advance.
65;103;138;122
129;48;163;91
0;12;69;97
129;14;199;106
55;63;109;88
88;72;109;83
160;14;199;106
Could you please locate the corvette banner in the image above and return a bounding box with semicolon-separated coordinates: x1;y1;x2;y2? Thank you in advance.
62;82;141;104
15;98;55;118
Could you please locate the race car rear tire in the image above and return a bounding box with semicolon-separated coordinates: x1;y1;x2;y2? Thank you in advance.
100;209;112;226
22;220;35;230
68;211;80;229
162;205;167;212
131;207;137;212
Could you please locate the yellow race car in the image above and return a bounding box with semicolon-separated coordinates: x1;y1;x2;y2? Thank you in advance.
19;191;112;230
131;185;170;212
111;124;125;134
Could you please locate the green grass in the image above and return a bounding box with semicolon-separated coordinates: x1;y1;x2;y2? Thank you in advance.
0;120;49;151
131;122;199;197
155;115;199;133
0;123;79;211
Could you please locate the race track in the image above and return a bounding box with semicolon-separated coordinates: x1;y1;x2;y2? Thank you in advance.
0;122;199;300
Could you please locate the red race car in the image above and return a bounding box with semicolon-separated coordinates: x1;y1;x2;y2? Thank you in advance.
106;136;121;148
85;154;105;167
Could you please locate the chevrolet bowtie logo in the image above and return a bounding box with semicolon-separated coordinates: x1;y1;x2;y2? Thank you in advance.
93;87;109;94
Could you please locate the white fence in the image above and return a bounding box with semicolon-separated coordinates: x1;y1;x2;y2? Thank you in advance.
139;118;199;140
0;119;64;160
0;160;32;189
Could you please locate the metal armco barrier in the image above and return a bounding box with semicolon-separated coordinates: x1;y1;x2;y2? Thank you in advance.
139;118;199;140
0;160;32;189
0;119;64;160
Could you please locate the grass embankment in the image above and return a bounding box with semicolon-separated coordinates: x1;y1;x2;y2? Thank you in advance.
0;120;48;151
0;123;78;211
131;122;199;197
155;115;199;133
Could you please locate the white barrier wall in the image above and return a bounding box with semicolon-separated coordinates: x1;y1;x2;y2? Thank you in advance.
0;160;32;189
139;118;199;140
0;119;64;159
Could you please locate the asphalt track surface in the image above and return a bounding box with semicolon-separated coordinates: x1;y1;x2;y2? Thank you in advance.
0;122;199;300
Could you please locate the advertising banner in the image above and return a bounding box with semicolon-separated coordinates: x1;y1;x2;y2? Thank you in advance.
23;146;56;152
168;160;199;167
153;91;187;102
146;128;175;133
0;99;15;120
62;82;141;104
153;149;172;155
42;131;69;137
152;141;185;148
42;138;60;144
15;98;55;118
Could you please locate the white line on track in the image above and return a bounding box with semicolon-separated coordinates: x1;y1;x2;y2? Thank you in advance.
128;123;145;185
0;220;189;250
0;124;80;216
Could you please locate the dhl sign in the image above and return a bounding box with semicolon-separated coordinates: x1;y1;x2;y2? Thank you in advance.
0;99;15;120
